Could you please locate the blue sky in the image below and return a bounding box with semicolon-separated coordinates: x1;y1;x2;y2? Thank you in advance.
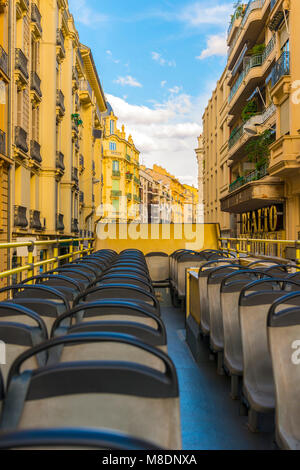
69;0;235;185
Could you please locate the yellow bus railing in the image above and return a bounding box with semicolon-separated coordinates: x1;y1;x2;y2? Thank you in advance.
0;237;95;284
219;237;300;267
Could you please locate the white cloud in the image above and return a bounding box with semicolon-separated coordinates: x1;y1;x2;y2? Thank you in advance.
106;50;112;56
68;0;108;27
180;3;233;27
197;33;227;59
114;76;143;88
168;85;182;94
161;80;167;88
151;52;176;67
106;93;207;185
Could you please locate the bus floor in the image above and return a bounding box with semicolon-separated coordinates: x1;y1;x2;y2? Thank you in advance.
160;303;274;450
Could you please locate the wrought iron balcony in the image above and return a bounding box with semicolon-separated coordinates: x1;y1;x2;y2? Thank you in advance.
56;89;65;115
71;218;79;233
92;161;95;173
15;126;28;154
14;205;28;228
79;154;84;168
30;210;42;230
271;52;290;88
111;190;122;197
15;48;29;80
229;164;268;193
112;170;120;177
79;191;84;203
133;195;141;203
126;173;133;181
56;151;65;170
126;154;131;162
0;45;8;77
31;3;42;35
72;167;79;183
30;140;42;163
0;129;6;155
56;28;65;57
72;66;79;84
30;71;42;98
79;79;93;103
134;176;140;185
56;213;64;231
127;193;132;201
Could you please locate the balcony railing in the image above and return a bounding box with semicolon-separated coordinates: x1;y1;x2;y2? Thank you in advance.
56;151;65;170
271;52;290;88
79;154;84;168
0;45;8;77
127;193;132;201
126;173;133;181
72;167;79;183
126;154;131;162
111;190;122;197
79;80;93;98
31;3;42;34
15;126;28;153
228;124;244;150
229;35;275;103
14;205;28;228
71;218;79;233
228;0;266;57
30;140;42;163
30;210;42;230
229;164;268;193
56;28;65;56
15;48;29;80
134;176;140;185
112;170;120;177
56;213;64;232
72;66;79;84
0;129;6;155
79;191;84;204
56;90;65;114
30;71;42;98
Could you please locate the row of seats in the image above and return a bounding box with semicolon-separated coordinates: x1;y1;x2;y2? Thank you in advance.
186;254;300;449
0;249;181;450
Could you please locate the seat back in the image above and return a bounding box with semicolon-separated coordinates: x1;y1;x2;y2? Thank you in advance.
268;294;300;449
97;274;152;292
145;252;169;282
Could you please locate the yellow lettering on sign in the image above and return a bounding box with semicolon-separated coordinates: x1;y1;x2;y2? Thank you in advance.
251;211;257;233
269;205;278;232
242;213;247;234
257;208;263;232
263;207;269;232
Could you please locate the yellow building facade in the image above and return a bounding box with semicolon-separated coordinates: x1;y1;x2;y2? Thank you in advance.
201;0;300;253
101;103;141;222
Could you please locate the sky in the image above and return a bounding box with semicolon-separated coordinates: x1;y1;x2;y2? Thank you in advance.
68;0;236;186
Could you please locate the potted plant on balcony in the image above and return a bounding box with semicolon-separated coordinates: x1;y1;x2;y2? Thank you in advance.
245;129;274;172
248;43;266;56
241;99;257;122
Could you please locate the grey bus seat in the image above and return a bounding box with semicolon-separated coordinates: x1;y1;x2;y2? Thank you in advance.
0;333;181;449
239;281;300;431
105;267;151;283
207;264;242;352
220;270;273;397
0;369;3;416
76;284;160;314
21;275;83;304
0;303;48;384
268;295;300;449
97;274;153;293
0;427;161;450
51;301;167;350
145;252;169;283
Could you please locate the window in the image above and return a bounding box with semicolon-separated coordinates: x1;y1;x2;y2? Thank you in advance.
110;120;114;134
112;160;119;171
109;141;116;151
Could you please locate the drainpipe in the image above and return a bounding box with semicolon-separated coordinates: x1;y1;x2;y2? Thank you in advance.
7;0;12;270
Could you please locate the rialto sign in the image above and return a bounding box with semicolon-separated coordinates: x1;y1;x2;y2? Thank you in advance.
241;204;284;234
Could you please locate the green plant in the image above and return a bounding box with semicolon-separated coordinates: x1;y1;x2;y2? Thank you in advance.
241;100;257;122
248;43;266;56
71;113;83;126
245;129;274;170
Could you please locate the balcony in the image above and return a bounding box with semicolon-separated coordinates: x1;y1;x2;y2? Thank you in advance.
72;167;79;183
56;213;64;232
134;176;140;185
271;52;289;88
228;0;269;69
127;193;132;201
111;190;122;198
30;140;42;164
72;66;79;89
0;129;6;155
112;170;120;177
133;195;141;203
79;154;84;170
56;151;65;171
269;135;300;177
126;154;131;162
15;48;29;84
30;210;42;231
79;79;93;104
56;28;65;59
30;71;42;101
71;218;79;233
92;161;95;174
126;172;133;181
221;165;284;213
14;205;28;228
0;45;8;78
31;3;42;37
56;89;65;117
269;0;285;31
79;191;84;204
16;0;29;18
15;126;28;154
